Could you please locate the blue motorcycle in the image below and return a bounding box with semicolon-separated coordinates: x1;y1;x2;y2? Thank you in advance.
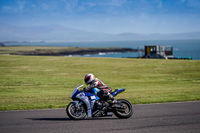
66;85;133;120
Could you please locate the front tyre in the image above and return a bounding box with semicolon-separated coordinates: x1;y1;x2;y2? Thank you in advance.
66;102;87;120
114;99;133;119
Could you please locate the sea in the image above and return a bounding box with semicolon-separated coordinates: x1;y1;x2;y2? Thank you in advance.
5;39;200;60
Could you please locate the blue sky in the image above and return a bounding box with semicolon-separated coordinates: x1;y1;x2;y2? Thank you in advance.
0;0;200;34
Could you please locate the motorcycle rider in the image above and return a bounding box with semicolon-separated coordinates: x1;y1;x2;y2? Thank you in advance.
83;73;117;104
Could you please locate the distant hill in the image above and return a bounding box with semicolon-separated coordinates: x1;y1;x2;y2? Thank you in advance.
0;24;200;42
115;32;200;40
0;42;6;46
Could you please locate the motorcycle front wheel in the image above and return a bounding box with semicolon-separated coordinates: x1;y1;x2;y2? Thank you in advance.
114;99;133;119
66;102;87;120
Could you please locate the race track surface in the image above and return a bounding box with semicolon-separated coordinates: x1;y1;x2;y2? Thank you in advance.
0;101;200;133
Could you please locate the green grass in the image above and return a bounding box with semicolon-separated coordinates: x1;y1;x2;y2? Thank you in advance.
0;54;200;111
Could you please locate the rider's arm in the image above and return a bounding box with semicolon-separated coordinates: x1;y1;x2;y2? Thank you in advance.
84;80;99;91
84;84;95;91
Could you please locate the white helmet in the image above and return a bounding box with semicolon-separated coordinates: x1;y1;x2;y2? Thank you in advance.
84;74;95;85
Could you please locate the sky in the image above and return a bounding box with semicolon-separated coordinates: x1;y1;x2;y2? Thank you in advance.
0;0;200;34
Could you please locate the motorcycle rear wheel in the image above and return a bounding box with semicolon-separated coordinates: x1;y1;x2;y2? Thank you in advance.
66;102;87;120
114;99;133;119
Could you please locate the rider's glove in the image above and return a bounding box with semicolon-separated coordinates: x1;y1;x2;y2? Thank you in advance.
83;87;88;92
83;85;94;92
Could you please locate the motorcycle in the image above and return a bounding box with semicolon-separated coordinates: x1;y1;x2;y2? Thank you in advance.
66;85;133;120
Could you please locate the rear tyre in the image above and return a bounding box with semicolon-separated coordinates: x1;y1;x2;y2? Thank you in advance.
66;102;87;120
114;99;133;119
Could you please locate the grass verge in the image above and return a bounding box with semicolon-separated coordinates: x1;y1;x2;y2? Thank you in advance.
0;55;200;111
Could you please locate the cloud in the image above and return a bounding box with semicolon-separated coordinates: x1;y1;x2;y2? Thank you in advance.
1;0;26;13
155;0;163;9
18;0;26;11
187;0;200;7
42;3;49;10
64;0;79;12
0;0;200;35
180;0;186;3
2;5;15;12
32;4;36;8
86;2;96;7
108;0;127;6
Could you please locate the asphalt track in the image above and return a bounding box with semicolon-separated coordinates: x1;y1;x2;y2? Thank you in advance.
0;101;200;133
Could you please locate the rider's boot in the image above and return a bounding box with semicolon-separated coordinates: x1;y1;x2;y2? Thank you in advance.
108;93;118;104
108;93;122;108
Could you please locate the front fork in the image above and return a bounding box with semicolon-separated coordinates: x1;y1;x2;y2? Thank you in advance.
72;101;82;110
71;99;92;118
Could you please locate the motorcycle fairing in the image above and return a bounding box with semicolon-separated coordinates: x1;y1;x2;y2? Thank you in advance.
76;92;92;118
84;91;100;113
90;88;100;95
86;91;100;101
111;89;125;97
71;88;81;100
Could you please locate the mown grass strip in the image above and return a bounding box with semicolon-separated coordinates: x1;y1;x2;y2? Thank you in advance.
0;55;200;111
